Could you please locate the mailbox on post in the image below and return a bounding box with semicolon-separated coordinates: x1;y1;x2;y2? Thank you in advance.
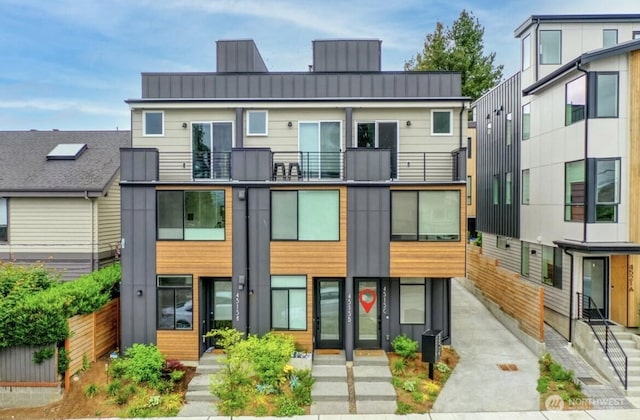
422;329;442;379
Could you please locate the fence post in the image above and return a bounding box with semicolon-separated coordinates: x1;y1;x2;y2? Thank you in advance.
538;287;545;340
64;337;70;392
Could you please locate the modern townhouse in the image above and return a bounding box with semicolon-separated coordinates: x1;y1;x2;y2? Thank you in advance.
120;39;469;362
475;14;640;389
0;130;129;279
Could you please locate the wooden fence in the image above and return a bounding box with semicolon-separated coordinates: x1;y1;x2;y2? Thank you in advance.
467;245;544;340
64;298;120;390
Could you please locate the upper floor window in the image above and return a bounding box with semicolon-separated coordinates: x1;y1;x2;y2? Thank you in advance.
487;121;492;136
143;111;164;136
271;276;306;331
565;160;585;222
522;169;530;205
432;110;453;135
595;159;620;223
271;190;339;240
603;29;618;48
522;104;531;140
540;30;561;65
157;275;193;330
633;31;640;40
467;136;472;159
157;190;225;240
400;278;426;324
522;34;531;70
391;190;460;241
505;112;513;146
565;75;586;126
594;73;618;118
0;198;7;242
505;172;513;205
247;110;268;136
492;175;499;204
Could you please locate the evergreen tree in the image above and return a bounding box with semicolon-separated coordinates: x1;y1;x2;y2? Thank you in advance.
405;10;503;100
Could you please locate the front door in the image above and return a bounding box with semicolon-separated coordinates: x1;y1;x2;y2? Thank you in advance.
299;121;341;179
583;258;608;319
314;278;343;349
200;278;232;353
355;279;381;348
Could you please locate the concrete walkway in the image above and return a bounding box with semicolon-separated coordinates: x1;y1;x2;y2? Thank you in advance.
432;278;540;412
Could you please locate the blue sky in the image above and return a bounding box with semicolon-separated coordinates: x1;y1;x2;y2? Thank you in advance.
1;0;639;131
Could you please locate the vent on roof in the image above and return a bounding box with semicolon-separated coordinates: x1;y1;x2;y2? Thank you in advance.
47;143;87;160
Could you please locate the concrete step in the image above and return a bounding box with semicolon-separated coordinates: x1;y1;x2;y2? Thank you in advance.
352;364;392;382
199;352;224;365
353;354;389;366
311;381;349;402
310;401;350;415
186;374;211;392
617;340;638;350
312;365;347;382
313;351;346;365
353;381;396;401
628;357;640;367
356;400;397;414
196;364;222;374
177;401;219;417
626;386;640;397
185;390;219;402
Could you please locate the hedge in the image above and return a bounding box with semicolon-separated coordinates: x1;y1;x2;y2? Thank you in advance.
0;262;121;348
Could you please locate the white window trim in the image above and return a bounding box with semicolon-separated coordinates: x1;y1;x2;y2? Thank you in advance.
143;110;164;137
246;110;268;136
431;110;453;136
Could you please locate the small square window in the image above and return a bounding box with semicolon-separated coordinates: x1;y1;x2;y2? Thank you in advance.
603;29;618;48
143;111;164;136
432;110;452;135
247;110;268;136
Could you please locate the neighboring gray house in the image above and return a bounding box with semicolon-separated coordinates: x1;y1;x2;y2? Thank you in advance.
0;130;130;280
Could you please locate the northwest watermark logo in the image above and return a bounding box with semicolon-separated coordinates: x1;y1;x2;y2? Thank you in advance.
545;395;626;410
545;395;564;410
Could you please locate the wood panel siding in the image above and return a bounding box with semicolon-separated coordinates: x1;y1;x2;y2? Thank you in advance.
157;330;200;361
390;185;466;278
629;50;640;328
97;172;121;256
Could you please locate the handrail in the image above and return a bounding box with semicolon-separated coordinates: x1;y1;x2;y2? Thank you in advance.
576;292;628;389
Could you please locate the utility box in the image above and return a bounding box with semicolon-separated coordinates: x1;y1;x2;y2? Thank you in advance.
421;329;442;363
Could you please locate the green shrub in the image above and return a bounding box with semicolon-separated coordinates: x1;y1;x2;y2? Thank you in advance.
106;380;122;397
33;347;55;364
536;376;550;393
396;401;414;414
402;379;417;392
119;344;166;385
169;370;185;382
273;394;304;417
392;358;407;375
391;334;419;360
57;347;71;375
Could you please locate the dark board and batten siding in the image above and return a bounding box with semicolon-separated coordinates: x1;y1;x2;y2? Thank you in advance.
312;40;381;72
140;73;462;99
0;346;57;383
216;40;268;73
475;72;521;238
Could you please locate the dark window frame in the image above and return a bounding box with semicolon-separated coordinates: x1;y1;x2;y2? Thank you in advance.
391;190;461;242
157;190;226;241
521;241;530;277
542;246;563;289
564;160;585;222
157;275;193;330
0;197;7;242
270;275;307;331
593;72;619;118
399;278;426;325
270;189;340;241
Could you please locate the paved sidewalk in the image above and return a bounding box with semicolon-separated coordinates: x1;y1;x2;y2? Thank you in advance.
432;278;540;412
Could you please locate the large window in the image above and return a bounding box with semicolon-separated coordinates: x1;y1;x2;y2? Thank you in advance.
565;160;585;222
432;110;452;135
595;159;620;222
521;242;530;277
540;30;561;65
506;112;513;146
247;110;268;136
0;198;7;242
505;172;512;205
157;276;193;330
603;29;618;48
157;190;225;240
271;276;306;330
595;73;618;118
400;278;425;324
391;190;460;241
492;175;499;205
542;246;563;289
565;75;586;125
522;34;531;70
143;111;164;136
271;190;339;240
522;169;530;205
522;103;531;140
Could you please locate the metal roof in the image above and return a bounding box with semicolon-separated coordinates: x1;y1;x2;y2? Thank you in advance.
514;14;640;38
0;130;130;197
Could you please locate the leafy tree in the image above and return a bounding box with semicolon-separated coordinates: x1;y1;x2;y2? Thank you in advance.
405;10;503;100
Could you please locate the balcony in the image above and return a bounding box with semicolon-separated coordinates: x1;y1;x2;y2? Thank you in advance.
152;150;464;183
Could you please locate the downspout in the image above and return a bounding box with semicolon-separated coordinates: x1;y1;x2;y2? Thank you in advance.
84;191;95;271
576;62;589;243
534;18;541;81
244;186;250;336
564;248;575;343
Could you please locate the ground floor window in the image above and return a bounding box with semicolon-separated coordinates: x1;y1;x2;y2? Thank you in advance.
521;242;530;277
400;278;425;324
271;276;307;330
157;275;193;330
542;246;563;289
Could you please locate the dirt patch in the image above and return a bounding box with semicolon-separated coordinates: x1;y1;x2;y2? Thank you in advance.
0;356;196;420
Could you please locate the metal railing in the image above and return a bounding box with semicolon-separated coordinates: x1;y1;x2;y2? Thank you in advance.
154;150;461;182
577;292;627;389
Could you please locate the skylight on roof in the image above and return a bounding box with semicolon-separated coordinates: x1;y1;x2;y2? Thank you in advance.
47;143;87;160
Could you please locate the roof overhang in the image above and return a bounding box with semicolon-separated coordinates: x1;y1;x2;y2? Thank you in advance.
514;14;640;38
0;189;105;198
553;239;640;255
